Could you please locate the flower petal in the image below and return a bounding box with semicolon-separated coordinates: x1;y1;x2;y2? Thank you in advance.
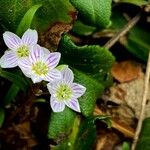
0;51;18;68
3;32;21;50
71;83;86;98
61;68;74;83
44;69;61;82
31;75;43;83
29;44;42;63
42;47;50;55
50;96;65;112
22;29;38;46
65;98;81;112
18;58;32;78
46;52;61;69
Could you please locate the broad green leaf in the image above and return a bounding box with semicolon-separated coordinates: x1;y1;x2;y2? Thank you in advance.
136;117;150;150
74;116;111;150
4;83;20;105
48;107;76;139
0;0;75;32
0;0;33;31
72;20;96;36
0;69;28;91
73;69;104;116
70;0;112;28
51;117;80;150
51;116;110;150
16;4;42;36
0;108;5;128
32;0;75;31
58;35;115;84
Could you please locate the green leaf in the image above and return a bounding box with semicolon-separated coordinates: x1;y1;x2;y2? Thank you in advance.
48;107;76;139
58;35;115;83
73;69;104;116
0;69;28;91
74;116;111;150
16;4;42;36
72;20;96;36
70;0;112;28
4;83;20;105
136;117;150;150
0;0;33;31
51;117;80;150
0;108;5;128
0;0;75;32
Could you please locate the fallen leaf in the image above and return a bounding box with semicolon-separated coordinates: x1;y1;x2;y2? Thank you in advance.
96;131;120;150
111;60;142;83
102;72;150;119
94;107;135;138
39;22;73;51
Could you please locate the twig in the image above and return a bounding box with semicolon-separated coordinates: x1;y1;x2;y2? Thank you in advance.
104;13;141;49
131;51;150;150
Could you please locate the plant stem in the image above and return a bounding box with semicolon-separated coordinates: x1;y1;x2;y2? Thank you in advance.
131;51;150;150
104;13;141;49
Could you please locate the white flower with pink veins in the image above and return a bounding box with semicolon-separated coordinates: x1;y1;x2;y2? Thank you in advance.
18;44;61;83
47;68;86;112
0;29;38;68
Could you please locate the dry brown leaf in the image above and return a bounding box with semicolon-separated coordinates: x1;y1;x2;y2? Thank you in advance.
95;131;120;150
102;72;150;119
111;60;141;83
94;107;135;138
39;22;73;51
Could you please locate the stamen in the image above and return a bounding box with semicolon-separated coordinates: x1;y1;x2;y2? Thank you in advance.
32;61;49;76
17;45;29;58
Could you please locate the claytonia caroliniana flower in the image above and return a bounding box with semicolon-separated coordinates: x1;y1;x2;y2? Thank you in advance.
18;44;61;83
0;29;38;68
47;67;86;112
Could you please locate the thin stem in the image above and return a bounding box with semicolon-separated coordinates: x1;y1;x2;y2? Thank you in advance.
131;51;150;150
104;13;141;49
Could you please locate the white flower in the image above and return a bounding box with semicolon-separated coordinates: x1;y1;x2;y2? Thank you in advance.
47;68;86;112
0;29;38;68
18;44;61;83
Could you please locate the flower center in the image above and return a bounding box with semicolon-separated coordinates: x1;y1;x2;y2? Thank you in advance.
17;45;29;58
55;84;73;101
32;61;49;76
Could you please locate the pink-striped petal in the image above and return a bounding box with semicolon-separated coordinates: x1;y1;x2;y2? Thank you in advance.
22;29;38;46
65;98;81;112
18;58;32;78
31;75;43;83
61;68;74;83
29;45;42;63
0;51;18;68
3;32;21;50
50;96;65;112
71;83;86;98
46;52;61;69
44;69;61;82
